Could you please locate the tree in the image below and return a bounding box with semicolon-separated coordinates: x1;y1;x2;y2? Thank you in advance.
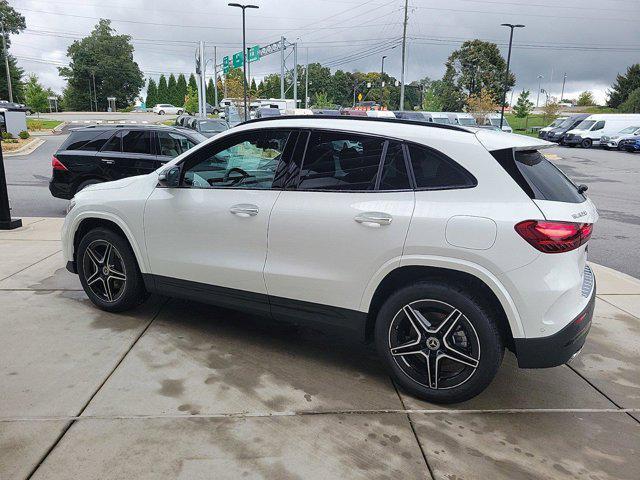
0;0;27;102
619;88;640;113
167;74;177;106
157;74;168;104
607;64;640;108
24;74;53;112
257;73;281;99
58;19;144;111
250;78;257;96
542;101;561;120
438;65;466;111
183;84;198;114
513;90;534;119
311;92;333;108
206;77;215;105
442;40;514;107
145;78;157;107
576;91;595;106
188;73;198;94
175;73;187;107
466;88;499;122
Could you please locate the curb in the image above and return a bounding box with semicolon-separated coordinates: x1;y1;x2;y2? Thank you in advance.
4;137;46;157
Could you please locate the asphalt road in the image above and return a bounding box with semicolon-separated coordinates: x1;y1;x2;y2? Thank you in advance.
3;137;639;278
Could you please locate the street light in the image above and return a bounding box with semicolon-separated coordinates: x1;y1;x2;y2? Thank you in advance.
560;73;567;103
380;55;387;107
499;23;524;129
228;3;259;121
536;74;544;108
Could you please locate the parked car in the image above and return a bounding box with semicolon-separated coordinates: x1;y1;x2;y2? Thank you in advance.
601;126;640;150
61;116;597;404
49;125;206;199
445;112;477;126
255;107;281;118
365;110;395;118
152;104;184;115
186;118;229;137
205;103;221;115
393;111;429;122
538;117;567;139
545;114;590;144
0;100;32;114
564;114;640;148
423;112;453;125
620;137;640;152
311;109;341;116
483;114;512;133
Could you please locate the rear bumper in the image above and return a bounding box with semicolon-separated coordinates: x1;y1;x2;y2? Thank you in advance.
514;276;596;368
49;179;74;200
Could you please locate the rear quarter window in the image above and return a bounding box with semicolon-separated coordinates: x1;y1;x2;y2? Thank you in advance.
59;130;104;151
491;149;585;203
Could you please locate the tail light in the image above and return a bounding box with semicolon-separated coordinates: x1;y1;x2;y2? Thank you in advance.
515;220;593;253
52;156;67;171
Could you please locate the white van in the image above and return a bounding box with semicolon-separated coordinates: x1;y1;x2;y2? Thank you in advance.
483;113;513;133
422;112;453;125
539;117;568;139
564;114;640;148
445;112;478;127
365;110;396;118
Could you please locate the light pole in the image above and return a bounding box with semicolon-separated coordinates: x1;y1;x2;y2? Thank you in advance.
228;3;258;121
560;73;567;103
499;23;524;129
380;55;387;107
536;74;544;108
0;22;13;103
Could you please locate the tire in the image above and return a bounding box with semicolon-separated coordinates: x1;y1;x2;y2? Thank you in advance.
581;138;592;149
177;110;183;115
75;179;101;195
375;280;504;404
77;227;146;312
158;110;165;115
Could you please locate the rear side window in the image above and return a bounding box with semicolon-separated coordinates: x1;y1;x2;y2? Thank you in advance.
298;131;385;191
492;149;584;203
122;130;153;154
60;130;103;151
101;131;122;152
408;144;476;189
379;142;410;190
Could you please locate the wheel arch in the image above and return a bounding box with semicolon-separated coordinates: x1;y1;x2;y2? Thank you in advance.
361;259;524;348
69;213;148;274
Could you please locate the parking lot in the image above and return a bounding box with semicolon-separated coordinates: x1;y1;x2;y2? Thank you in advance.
0;218;639;479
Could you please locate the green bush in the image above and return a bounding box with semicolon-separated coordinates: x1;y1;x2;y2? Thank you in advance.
2;131;13;140
19;130;30;139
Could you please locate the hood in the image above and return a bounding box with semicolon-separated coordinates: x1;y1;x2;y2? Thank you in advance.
80;176;143;193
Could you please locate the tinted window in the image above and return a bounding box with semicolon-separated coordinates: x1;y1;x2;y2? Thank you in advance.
408;144;475;189
183;130;291;189
60;131;102;151
101;131;122;152
82;131;113;151
298;131;385;191
379;142;410;190
592;121;605;131
492;149;584;203
122;130;152;154
157;131;196;157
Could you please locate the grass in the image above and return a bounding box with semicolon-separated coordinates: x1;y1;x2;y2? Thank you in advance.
505;114;558;138
27;118;63;130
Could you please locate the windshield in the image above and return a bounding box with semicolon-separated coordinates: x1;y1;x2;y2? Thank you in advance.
489;117;510;127
198;121;226;133
559;117;579;128
576;120;596;130
432;117;451;125
550;118;566;128
619;126;640;134
458;117;477;126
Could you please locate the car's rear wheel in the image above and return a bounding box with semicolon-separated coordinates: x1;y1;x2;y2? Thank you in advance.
581;138;593;148
77;228;146;312
375;281;504;404
158;110;165;115
177;110;183;115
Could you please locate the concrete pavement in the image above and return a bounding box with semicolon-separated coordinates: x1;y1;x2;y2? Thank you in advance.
0;218;639;479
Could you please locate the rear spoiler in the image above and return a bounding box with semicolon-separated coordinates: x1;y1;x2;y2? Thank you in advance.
474;128;555;152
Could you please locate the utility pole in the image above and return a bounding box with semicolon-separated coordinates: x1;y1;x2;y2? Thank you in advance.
1;23;13;103
88;77;93;111
380;55;387;107
536;74;544;108
293;42;298;107
560;73;567;103
213;46;219;108
499;23;524;129
247;46;251;101
229;3;259;120
92;71;98;111
198;41;206;117
304;47;309;108
280;36;285;99
399;0;408;111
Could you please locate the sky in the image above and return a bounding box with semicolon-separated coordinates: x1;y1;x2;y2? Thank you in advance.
10;0;640;105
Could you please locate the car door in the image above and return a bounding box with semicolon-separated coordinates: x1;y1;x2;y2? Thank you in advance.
143;128;295;315
156;130;199;164
97;129;157;179
264;129;415;329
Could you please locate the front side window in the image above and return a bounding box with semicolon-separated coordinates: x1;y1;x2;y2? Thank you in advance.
122;130;152;154
298;131;385;191
408;144;476;189
183;130;291;189
157;131;196;157
576;120;596;130
591;121;605;131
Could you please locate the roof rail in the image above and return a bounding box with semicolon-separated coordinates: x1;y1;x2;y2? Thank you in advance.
239;115;472;133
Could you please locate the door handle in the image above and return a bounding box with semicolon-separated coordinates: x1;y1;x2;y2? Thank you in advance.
101;158;115;164
230;204;259;217
354;212;393;227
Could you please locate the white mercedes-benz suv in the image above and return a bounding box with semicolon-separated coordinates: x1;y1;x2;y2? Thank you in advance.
61;116;597;403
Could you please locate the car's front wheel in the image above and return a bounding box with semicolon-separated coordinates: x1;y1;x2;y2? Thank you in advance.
158;110;165;115
581;138;593;148
177;110;183;115
77;227;146;312
375;281;504;404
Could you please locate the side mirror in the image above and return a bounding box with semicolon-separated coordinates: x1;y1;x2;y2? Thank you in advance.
158;166;181;188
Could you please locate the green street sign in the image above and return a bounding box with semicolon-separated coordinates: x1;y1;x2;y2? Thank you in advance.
222;56;230;74
232;51;243;68
248;45;260;62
